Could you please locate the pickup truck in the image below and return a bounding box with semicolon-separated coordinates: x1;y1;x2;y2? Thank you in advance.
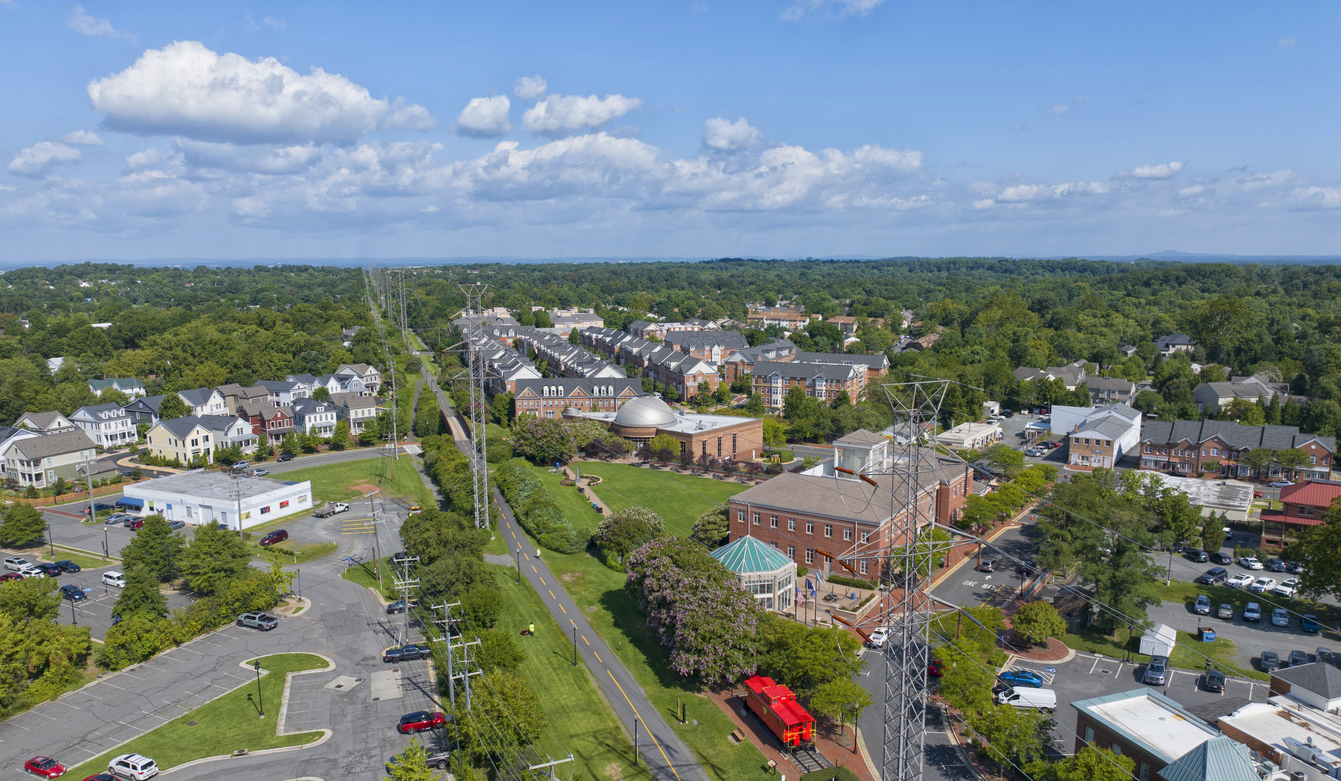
313;502;350;518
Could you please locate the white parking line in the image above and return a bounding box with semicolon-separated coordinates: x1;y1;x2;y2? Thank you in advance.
1088;657;1099;673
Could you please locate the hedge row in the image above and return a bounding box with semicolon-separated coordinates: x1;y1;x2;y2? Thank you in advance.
493;459;587;553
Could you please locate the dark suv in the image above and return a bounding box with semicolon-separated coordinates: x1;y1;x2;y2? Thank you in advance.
1195;567;1228;585
383;644;431;663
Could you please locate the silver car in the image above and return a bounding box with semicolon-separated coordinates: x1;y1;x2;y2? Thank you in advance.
1144;656;1169;685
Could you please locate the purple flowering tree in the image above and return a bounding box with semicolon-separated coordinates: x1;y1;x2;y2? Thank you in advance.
625;537;762;685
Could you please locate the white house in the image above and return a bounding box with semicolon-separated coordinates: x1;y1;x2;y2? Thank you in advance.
335;364;381;395
197;415;258;454
14;411;77;433
290;398;338;436
69;403;137;449
256;380;310;406
122;469;313;531
88;378;146;399
177;388;227;417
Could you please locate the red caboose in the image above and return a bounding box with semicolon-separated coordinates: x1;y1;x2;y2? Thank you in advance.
744;675;815;748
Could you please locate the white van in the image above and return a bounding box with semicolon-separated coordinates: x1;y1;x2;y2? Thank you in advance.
102;571;127;589
996;687;1057;712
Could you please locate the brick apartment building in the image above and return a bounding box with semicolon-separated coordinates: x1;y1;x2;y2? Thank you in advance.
1139;420;1336;481
751;360;865;408
513;378;643;418
723;340;797;384
726;431;972;577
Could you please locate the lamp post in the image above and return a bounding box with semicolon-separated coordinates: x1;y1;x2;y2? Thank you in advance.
573;625;578;667
70;598;77;626
253;660;265;718
46;525;54;558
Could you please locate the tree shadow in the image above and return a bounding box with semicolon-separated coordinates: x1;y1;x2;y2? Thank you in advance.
598;585;698;695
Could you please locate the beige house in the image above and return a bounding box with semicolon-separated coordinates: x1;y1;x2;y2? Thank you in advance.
145;417;216;465
4;430;97;488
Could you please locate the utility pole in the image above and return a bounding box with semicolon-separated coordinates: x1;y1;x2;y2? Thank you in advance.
391;551;420;646
458;283;491;531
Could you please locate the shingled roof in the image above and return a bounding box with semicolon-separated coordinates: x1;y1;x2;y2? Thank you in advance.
1142;419;1335;453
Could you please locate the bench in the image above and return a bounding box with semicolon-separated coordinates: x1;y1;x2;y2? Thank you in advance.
730;728;746;744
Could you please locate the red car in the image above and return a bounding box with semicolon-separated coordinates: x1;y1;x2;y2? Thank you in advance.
126;518;144;531
259;530;289;546
0;572;22;583
80;775;116;781
397;710;446;734
928;658;944;677
23;756;67;777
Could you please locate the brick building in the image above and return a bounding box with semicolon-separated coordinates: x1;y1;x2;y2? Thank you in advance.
1070;690;1220;781
1139;420;1335;481
513;378;642;419
569;395;763;461
726;431;972;577
751;360;865;409
722;340;797;384
1258;480;1341;544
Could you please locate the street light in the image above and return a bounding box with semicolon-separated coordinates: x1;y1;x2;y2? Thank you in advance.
253;661;265;718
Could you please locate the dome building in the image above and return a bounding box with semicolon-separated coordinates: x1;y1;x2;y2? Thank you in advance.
566;395;764;462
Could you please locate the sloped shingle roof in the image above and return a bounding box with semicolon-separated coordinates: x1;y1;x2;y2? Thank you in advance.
1271;661;1341;699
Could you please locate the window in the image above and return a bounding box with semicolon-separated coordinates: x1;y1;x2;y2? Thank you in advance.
788;545;795;559
843;528;852;541
861;531;870;543
737;510;745;522
824;524;833;538
805;549;814;564
1210;448;1218;456
787;518;795;531
1139;762;1149;781
752;513;760;525
859;560;868;574
1299;506;1315;517
806;521;814;534
1084;726;1094;744
770;515;778;528
1111;743;1122;756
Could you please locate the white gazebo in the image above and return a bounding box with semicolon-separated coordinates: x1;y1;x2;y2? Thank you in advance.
710;535;796;612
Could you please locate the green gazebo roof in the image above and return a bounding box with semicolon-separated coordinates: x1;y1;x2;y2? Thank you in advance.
710;535;793;574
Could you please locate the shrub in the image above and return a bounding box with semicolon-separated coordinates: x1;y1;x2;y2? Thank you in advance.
495;459;587;553
800;767;860;781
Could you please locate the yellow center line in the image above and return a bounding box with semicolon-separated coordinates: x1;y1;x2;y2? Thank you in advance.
548;589;556;600
539;576;546;586
510;530;516;539
594;651;602;663
605;670;682;781
582;634;590;646
559;604;567;614
531;564;537;573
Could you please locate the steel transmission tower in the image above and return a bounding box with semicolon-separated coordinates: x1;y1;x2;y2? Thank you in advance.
878;379;950;781
458;284;490;531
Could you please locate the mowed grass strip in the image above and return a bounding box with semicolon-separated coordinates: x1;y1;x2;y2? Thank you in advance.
280;457;436;507
489;565;651;781
64;653;329;778
574;463;748;536
531;466;603;535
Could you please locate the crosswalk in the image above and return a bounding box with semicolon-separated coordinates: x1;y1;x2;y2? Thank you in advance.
341;516;376;535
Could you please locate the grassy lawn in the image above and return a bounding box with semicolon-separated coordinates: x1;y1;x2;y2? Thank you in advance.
341;556;398;600
65;653;328;778
279;457;436;506
1160;580;1341;627
533;467;603;534
572;463;748;537
519;533;772;781
486;422;509;440
490;565;650;781
258;541;339;566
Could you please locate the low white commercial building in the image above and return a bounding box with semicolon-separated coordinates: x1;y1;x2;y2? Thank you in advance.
935;421;1002;451
122;469;313;531
1145;472;1255;522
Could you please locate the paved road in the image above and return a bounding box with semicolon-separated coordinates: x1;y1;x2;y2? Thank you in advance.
856;648;974;781
930;525;1042;610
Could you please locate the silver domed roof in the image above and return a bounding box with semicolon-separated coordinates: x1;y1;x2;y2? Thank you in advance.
612;395;677;428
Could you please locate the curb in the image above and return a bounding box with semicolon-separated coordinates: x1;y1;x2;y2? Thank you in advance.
927;519;1023;590
855;725;880;780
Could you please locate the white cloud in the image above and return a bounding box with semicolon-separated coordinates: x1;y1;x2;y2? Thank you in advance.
1046;98;1084;114
1118;161;1184;180
175;140;322;175
86;41;434;144
420;205;440;213
67;5;132;38
522;94;642;137
1279;36;1298;48
1178;185;1205;197
455;96;512;138
514;75;547;101
244;14;285;31
703;117;764;151
781;0;886;20
60;130;104;146
1290;186;1341;209
990;180;1111;204
1233;170;1293;190
123;148;169;173
383;98;437;131
8;142;82;177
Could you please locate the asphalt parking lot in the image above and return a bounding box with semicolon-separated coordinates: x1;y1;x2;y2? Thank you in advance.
930;524;1043;609
49;567;194;641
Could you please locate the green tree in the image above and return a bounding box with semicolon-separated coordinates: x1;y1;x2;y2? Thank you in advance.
1010;601;1067;646
757;617;863;698
330;420;352;450
454;669;547;765
648;433;679;461
461;584;504;629
156;393;190;420
1291;499;1341;600
982;443;1025;479
383;735;439;781
783;384;809;420
594;506;666;562
177;521;252;595
730;374;753;394
690;503;729;547
1027;746;1135;781
473;628;525;673
280;435;301;457
312;387;330;402
743;392;766;416
972;703;1052;770
0;503;46;546
119;514;185;582
808;678;873;751
0;577;61;621
112;565;168;621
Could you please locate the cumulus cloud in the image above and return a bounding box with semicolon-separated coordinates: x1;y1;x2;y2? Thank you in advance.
514;75;547;101
175;140;323;175
122;148;169;173
60;130;104;146
703;117;764;151
383;98;437;131
87;41;433;144
1291;186;1341;209
522;94;642;137
8;142;82;177
973;180;1112;209
1046;98;1084;114
68;5;132;38
1118;161;1184;180
781;0;886;20
455;96;512;138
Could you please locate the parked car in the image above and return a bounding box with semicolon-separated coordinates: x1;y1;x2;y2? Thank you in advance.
1287;561;1306;574
1318;648;1335;666
1269;480;1294;488
18;566;44;579
385;599;420;615
3;556;31;572
928;657;944;677
166;520;186;531
1217;603;1234;619
1261;651;1281;671
232;461;250;471
383;644;431;663
93;502;116;511
1184;549;1209;563
108;752;158;780
868;627;889;648
1239;557;1264;570
1144;656;1169;685
1196;567;1228;585
277;453;295;462
1244;602;1262;622
1227;574;1254;589
408;505;423;515
387;748;452;772
35;563;61;578
105;513;131;525
1253;491;1264;499
1302;614;1321;633
1272;608;1290;627
125;518;144;530
1249;577;1277;593
1291;650;1309;667
397;711;446;734
23;756;68;778
53;560;80;573
0;572;21;583
1267;559;1287;572
1193;595;1211;615
102;571;126;589
1203;669;1226;692
236;612;279;631
250;469;269;477
59;584;86;602
996;687;1058;711
1274;578;1300;597
259;530;289;546
1211;552;1234;565
977;559;996;573
998;670;1045;688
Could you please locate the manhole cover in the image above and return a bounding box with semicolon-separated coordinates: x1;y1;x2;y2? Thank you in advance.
334;684;343;689
187;721;198;726
1100;669;1111;675
355;677;364;682
373;697;380;701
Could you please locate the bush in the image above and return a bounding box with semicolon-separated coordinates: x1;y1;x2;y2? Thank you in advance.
494;459;587;553
800;769;860;781
828;574;877;590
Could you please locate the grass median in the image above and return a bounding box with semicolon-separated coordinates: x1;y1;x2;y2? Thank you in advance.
574;463;747;536
64;653;329;778
279;457;436;507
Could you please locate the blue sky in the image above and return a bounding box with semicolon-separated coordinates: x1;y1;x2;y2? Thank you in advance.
2;1;1338;261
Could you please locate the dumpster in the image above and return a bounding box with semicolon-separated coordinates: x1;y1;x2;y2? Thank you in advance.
1199;627;1216;642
